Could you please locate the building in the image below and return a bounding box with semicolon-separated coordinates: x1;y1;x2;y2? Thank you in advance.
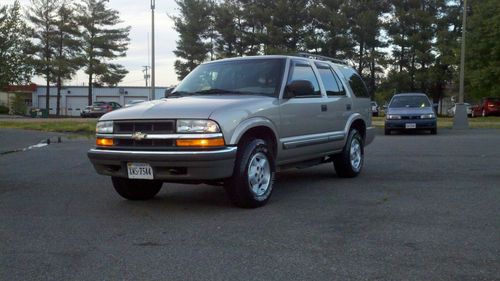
31;86;171;116
0;84;37;114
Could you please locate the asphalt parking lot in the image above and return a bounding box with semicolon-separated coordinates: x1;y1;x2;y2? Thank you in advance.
0;128;499;281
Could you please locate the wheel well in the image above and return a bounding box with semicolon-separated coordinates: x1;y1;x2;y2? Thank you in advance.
238;126;278;158
351;119;366;141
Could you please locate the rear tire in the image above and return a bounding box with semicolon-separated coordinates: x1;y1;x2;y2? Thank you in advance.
111;177;163;200
333;129;364;178
224;138;275;208
384;128;391;135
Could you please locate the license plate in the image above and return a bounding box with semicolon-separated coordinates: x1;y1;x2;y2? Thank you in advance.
127;163;154;179
405;123;416;129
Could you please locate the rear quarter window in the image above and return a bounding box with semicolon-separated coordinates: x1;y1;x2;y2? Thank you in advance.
338;67;369;98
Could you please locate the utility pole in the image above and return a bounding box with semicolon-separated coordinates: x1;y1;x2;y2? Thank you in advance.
150;0;155;101
453;0;469;129
142;66;150;87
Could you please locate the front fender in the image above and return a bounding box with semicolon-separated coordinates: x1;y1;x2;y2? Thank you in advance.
228;117;279;145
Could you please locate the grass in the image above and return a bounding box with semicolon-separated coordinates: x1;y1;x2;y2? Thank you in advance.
0;116;499;134
372;116;500;129
0;118;97;134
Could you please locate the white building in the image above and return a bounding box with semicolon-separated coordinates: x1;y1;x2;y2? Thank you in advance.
33;86;172;116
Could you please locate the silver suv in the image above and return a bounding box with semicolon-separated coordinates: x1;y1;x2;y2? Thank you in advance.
88;54;375;208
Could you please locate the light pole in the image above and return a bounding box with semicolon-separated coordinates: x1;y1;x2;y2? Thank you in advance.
453;0;469;129
150;0;155;101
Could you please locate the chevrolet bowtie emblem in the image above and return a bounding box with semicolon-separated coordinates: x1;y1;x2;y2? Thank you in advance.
132;132;147;141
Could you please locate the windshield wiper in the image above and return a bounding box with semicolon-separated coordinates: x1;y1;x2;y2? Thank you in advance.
194;88;238;95
167;91;194;98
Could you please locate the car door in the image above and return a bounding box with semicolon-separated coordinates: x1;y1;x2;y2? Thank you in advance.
315;62;350;150
278;59;331;163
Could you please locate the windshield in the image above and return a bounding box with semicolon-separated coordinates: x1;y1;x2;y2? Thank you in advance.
93;102;106;106
172;58;286;97
389;95;431;108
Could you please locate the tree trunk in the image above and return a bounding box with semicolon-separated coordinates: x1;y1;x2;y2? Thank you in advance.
56;76;61;116
88;72;92;106
45;72;50;113
358;41;364;75
370;46;376;100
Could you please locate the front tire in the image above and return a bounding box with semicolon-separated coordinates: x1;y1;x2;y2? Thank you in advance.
224;139;275;208
111;177;163;200
430;128;437;135
333;129;364;178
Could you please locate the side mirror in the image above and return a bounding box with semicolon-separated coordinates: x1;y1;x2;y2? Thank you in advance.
285;80;314;98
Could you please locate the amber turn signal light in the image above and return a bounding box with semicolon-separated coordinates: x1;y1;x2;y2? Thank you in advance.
96;138;114;147
176;137;225;147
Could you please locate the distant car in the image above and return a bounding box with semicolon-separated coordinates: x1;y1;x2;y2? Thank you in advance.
124;100;145;107
447;103;472;117
81;101;122;118
385;93;437;135
471;98;500;117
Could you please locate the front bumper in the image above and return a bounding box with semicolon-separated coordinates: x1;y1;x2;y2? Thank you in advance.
87;147;237;181
385;119;437;130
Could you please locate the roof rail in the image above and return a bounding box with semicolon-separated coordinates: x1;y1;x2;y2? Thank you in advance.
291;52;348;65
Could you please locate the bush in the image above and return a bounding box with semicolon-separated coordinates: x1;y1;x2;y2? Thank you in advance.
0;104;9;114
11;94;27;115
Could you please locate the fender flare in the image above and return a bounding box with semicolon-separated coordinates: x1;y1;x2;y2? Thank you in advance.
229;117;279;145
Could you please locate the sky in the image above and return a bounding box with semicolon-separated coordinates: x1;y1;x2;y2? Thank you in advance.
3;0;181;87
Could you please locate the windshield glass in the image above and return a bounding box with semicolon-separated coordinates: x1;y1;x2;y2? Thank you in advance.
173;58;286;97
93;102;106;106
390;95;430;108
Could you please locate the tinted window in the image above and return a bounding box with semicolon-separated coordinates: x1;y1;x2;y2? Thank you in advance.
316;64;344;96
288;62;321;97
390;95;431;108
339;67;369;98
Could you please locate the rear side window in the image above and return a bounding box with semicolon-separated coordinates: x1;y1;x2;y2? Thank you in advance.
339;67;369;98
315;63;345;96
288;61;321;97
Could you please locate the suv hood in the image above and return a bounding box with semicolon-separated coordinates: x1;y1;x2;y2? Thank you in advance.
100;95;273;121
387;107;434;115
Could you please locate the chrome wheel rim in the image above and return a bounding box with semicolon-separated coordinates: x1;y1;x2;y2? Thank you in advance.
350;138;362;171
247;152;271;196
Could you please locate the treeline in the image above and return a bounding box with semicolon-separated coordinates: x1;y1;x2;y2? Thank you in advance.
173;0;499;103
0;0;130;114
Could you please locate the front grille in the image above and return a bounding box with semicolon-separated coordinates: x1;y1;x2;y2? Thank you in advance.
114;120;175;134
112;120;176;150
401;115;421;120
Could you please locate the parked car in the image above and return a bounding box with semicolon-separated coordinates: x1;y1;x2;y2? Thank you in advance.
447;103;472;117
81;101;122;118
385;93;437;135
371;101;379;116
87;54;375;208
124;100;145;107
471;98;500;117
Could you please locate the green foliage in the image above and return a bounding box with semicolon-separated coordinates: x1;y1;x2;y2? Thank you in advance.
0;104;9;114
77;0;130;104
172;0;213;80
10;94;27;115
0;1;34;88
466;0;500;100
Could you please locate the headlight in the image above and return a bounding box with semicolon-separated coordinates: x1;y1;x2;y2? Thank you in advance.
177;120;220;133
420;113;435;119
96;121;113;134
387;114;401;120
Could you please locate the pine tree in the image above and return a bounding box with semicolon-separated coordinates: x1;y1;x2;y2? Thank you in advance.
466;0;500;99
27;0;59;112
172;0;212;80
77;0;130;105
0;0;33;88
53;2;82;116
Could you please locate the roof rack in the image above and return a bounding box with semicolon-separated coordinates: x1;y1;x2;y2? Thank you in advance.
291;53;348;65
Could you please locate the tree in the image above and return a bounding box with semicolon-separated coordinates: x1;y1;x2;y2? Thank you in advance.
466;0;500;99
53;2;82;115
0;1;33;88
77;0;130;105
28;0;60;112
172;0;212;80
